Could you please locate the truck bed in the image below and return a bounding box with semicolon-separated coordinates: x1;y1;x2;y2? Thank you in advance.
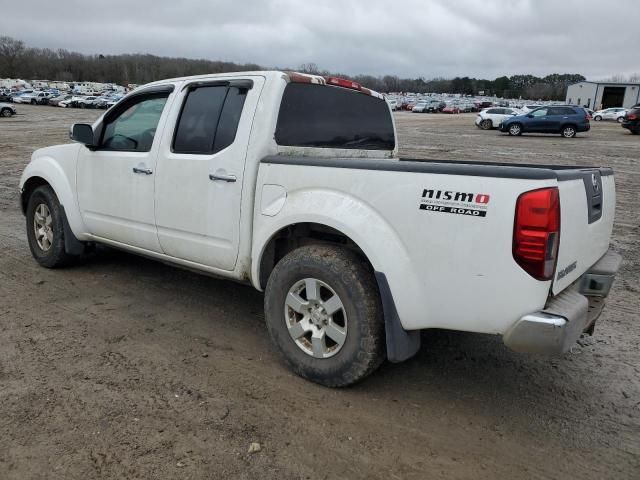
264;155;613;180
259;154;615;331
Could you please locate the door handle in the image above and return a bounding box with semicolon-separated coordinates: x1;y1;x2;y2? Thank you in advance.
133;167;153;175
209;173;237;182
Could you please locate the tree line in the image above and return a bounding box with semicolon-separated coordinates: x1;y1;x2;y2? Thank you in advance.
2;36;585;99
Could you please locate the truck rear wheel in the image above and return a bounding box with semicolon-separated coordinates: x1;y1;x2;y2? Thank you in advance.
264;245;385;387
26;185;74;268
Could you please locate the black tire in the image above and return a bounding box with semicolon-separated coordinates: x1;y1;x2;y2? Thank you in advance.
594;115;602;121
561;124;577;138
480;119;493;130
264;245;385;387
617;117;624;123
31;99;37;105
0;108;12;117
508;123;523;136
631;128;639;135
26;185;74;268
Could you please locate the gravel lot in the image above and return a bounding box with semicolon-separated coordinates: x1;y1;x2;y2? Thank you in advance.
1;104;638;479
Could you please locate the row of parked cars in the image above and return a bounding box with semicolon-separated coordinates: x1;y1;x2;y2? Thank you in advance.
387;97;492;113
474;104;640;137
0;88;124;110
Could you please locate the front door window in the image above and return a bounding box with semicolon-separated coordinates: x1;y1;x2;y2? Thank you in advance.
101;95;168;152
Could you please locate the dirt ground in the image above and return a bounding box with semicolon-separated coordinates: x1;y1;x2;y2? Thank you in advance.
1;104;638;479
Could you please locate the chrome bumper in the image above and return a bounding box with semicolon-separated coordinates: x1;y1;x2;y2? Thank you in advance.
503;249;621;355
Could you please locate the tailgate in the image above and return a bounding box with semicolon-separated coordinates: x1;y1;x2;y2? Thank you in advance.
552;168;615;294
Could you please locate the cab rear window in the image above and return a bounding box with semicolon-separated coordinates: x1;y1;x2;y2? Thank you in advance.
275;83;395;150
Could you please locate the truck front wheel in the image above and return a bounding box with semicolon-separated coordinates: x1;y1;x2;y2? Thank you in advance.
26;185;74;268
264;245;385;387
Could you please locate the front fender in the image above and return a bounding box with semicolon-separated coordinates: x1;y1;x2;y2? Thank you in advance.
20;150;88;240
251;187;424;330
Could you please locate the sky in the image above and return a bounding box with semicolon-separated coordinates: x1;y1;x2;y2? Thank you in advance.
2;0;638;80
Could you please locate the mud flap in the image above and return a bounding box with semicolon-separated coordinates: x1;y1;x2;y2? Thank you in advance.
60;205;85;256
375;272;421;363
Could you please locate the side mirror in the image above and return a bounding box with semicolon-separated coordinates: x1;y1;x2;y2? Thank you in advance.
70;123;96;147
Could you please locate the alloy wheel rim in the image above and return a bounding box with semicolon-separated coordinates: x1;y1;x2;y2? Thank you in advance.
33;203;53;251
284;278;348;359
510;125;520;134
564;127;575;137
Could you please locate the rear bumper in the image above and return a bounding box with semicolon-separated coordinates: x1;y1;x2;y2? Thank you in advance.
503;249;621;355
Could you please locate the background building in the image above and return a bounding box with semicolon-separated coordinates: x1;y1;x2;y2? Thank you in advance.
566;81;640;109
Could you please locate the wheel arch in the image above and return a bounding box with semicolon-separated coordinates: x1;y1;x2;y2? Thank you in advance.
253;214;421;363
20;157;88;240
256;221;373;290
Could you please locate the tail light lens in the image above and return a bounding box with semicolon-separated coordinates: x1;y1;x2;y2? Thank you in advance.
627;113;637;120
513;187;560;281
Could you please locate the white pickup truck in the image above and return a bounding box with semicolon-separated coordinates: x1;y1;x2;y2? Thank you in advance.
19;71;621;386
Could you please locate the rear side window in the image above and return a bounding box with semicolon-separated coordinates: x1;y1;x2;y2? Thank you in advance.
549;107;578;115
214;87;247;153
275;83;395;150
173;85;247;155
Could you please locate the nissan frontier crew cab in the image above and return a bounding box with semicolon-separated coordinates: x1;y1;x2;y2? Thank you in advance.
19;71;621;387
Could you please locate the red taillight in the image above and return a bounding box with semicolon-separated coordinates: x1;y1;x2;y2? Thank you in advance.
325;77;362;91
513;187;560;281
628;113;637;120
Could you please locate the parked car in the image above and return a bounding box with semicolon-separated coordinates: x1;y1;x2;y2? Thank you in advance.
475;107;520;130
402;100;416;111
593;107;627;123
520;104;543;114
34;92;54;105
425;100;445;112
11;89;34;101
621;105;640;135
441;105;460;114
19;71;619;387
10;91;33;103
476;101;494;110
74;96;99;108
411;101;429;113
499;105;590;138
13;91;53;105
49;94;74;107
458;102;474;113
58;96;84;108
0;91;12;102
386;98;399;111
0;102;17;117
